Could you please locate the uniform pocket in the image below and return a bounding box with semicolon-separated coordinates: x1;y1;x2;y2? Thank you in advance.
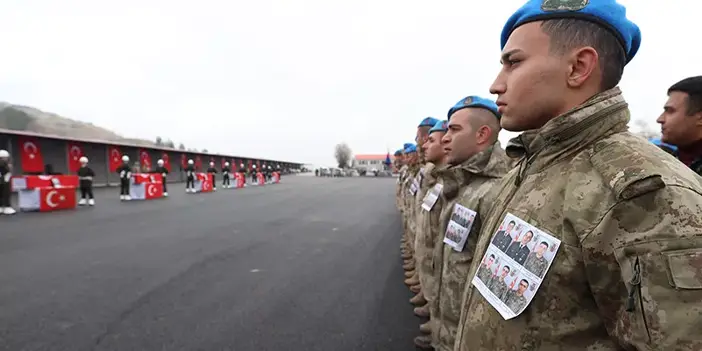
620;242;702;347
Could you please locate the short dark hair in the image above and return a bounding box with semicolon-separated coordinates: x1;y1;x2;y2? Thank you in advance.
668;76;702;115
540;241;549;248
541;19;626;91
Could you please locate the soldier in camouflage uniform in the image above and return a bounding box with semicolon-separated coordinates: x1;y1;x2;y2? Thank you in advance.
401;144;420;289
656;76;702;176
404;118;440;292
430;96;511;351
454;1;702;350
412;120;450;349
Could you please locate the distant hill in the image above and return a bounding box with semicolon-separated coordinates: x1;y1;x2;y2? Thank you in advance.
0;102;182;149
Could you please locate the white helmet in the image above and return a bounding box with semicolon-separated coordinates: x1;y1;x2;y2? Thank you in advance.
122;155;130;162
225;162;230;166
268;165;271;169
0;149;9;158
79;156;89;164
240;163;244;167
157;159;164;166
209;161;215;167
253;164;257;168
188;159;194;165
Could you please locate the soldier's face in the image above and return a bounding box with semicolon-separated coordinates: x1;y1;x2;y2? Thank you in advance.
490;22;569;132
522;232;533;244
443;110;479;165
423;132;446;163
501;267;510;277
518;281;528;294
657;91;702;147
486;257;494;266
536;243;547;255
416;126;430;146
506;223;514;233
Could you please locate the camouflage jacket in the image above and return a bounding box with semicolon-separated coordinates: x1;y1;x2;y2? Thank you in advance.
415;163;449;302
454;87;702;351
431;143;511;351
406;164;427;242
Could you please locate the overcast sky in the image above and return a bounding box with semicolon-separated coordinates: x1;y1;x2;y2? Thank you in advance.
0;0;698;166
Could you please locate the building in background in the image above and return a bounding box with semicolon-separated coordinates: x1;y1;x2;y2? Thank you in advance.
352;154;393;173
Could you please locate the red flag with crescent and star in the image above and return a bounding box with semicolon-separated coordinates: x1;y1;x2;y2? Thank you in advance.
67;142;84;173
18;136;44;173
108;146;122;172
162;153;171;171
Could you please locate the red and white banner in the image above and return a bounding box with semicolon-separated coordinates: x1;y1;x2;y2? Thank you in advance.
17;186;77;212
195;172;214;193
108;146;122;172
162;153;171;171
67;142;84;173
273;172;280;183
129;173;164;200
18;137;44;173
236;173;245;188
257;172;265;185
139;149;152;170
12;175;79;191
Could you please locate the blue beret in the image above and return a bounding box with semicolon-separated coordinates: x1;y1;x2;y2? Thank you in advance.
649;138;678;152
418;117;440;128
404;144;417;153
447;96;501;120
394;149;403;156
403;143;414;150
502;0;641;63
428;120;448;134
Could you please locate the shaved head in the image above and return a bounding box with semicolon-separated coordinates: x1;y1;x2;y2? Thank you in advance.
442;107;502;165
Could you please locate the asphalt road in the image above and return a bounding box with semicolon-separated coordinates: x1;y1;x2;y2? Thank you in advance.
0;176;420;351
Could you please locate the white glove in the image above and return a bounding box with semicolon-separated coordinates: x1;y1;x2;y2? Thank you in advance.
3;172;10;182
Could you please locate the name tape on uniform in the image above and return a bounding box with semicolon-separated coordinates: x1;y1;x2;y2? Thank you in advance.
471;212;561;320
443;203;477;251
421;183;443;211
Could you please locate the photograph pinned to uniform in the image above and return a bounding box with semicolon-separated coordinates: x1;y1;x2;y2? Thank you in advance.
421;183;443;211
443;204;477;252
408;180;418;195
472;212;561;319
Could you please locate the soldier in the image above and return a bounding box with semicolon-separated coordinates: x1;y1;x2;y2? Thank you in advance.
453;1;702;350
251;164;257;184
431;95;511;351
77;156;96;206
222;162;231;188
117;155;132;201
0;149;16;215
656;76;702;175
405;118;440;292
400;143;420;283
154;159;169;197
523;241;549;278
488;265;511;300
185;159;196;193
504;230;533;265
412;120;450;349
503;279;530;314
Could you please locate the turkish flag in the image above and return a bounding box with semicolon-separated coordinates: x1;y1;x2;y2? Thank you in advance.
180;154;187;169
162;153;171;171
139;149;152;170
67;142;84;172
195;156;202;170
108;146;122;172
39;187;76;212
18;137;44;173
145;183;164;199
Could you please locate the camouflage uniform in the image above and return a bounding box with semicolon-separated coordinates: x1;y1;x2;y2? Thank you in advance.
414;163;449;305
402;165;420;254
453;88;702;350
431;143;511;351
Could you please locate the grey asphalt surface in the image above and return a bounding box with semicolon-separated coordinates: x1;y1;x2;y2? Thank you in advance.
0;176;420;351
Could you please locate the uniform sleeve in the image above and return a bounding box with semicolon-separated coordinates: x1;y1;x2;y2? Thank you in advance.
581;185;702;350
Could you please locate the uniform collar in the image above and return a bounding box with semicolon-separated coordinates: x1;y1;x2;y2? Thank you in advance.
505;87;629;163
